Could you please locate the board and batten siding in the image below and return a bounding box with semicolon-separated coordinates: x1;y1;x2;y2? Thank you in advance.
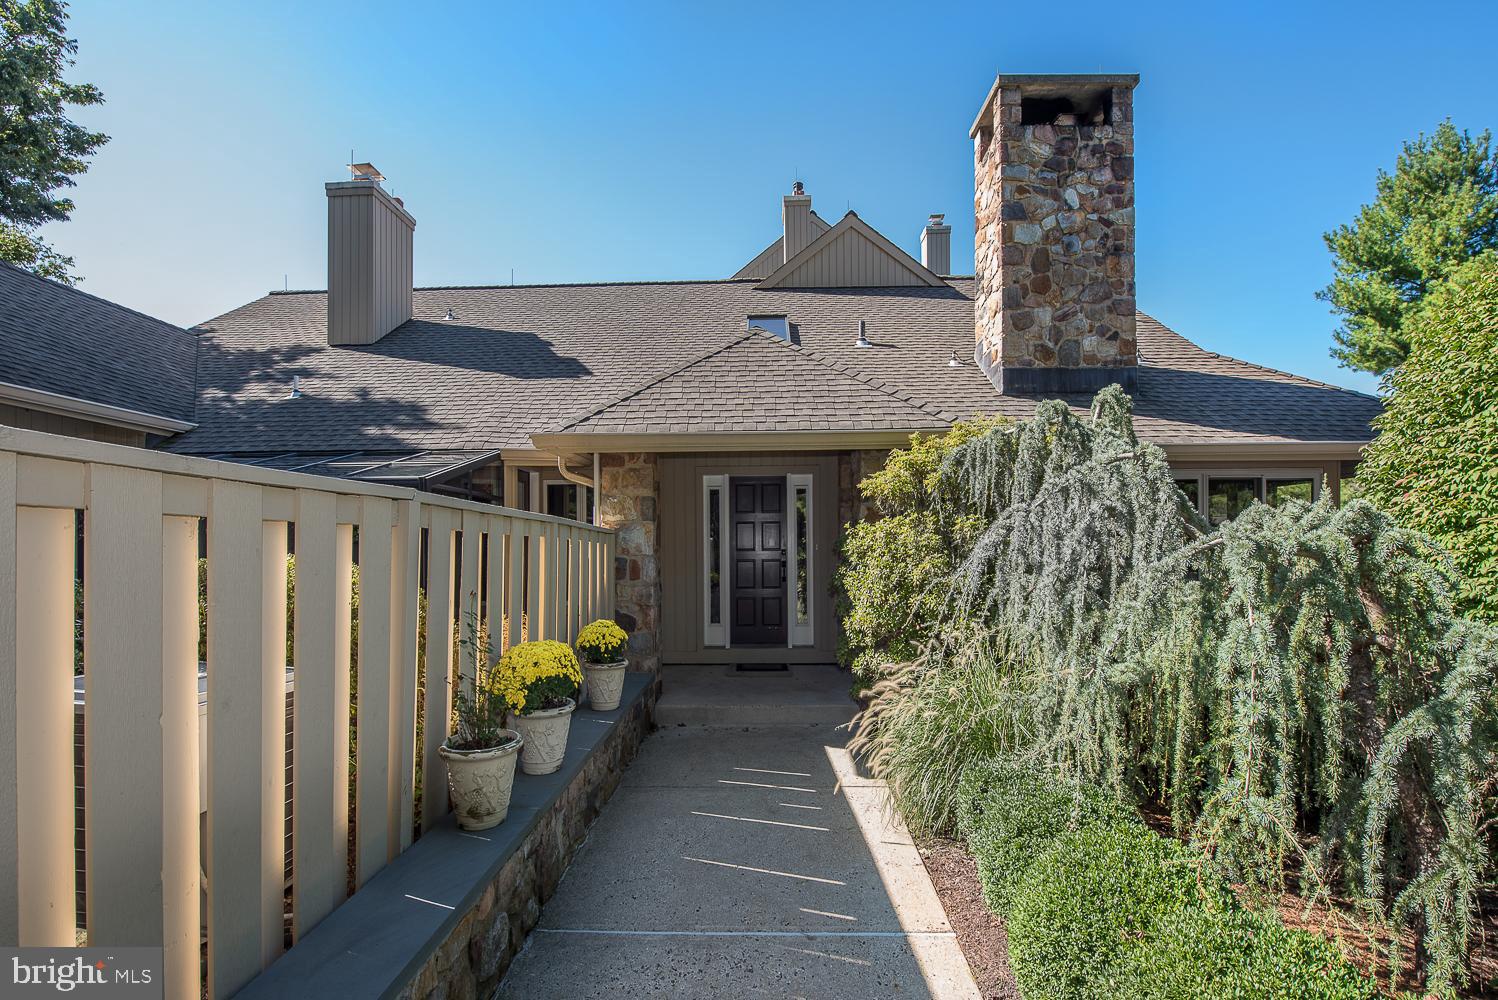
659;452;840;663
326;181;414;347
772;227;931;288
0;405;145;447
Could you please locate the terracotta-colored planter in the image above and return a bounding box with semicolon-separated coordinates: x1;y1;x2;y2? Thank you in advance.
583;659;628;711
508;699;576;775
438;732;522;830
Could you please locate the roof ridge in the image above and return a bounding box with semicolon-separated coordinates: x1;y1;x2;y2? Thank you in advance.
550;333;756;432
0;259;195;338
267;277;763;297
1137;311;1380;401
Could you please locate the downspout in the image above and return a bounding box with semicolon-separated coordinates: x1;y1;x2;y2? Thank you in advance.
555;455;595;490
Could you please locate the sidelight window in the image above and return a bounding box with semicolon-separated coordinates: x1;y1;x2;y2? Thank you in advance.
788;473;814;647
703;476;728;646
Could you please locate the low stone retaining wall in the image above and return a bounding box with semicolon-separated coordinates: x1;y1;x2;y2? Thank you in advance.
236;673;658;1000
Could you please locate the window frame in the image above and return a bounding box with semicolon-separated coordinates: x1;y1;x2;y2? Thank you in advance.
702;475;729;648
787;473;814;647
1173;469;1322;523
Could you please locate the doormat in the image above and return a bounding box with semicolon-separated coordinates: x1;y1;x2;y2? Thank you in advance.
733;663;790;673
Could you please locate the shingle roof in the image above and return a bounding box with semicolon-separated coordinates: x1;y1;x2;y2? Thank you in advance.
166;277;1380;456
0;262;198;424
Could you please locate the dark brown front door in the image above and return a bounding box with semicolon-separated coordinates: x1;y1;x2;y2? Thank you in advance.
730;477;786;645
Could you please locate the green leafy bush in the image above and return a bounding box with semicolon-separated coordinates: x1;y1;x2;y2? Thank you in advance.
1006;822;1231;1000
1358;252;1498;622
834;417;1003;681
1115;907;1380;1000
957;758;1132;916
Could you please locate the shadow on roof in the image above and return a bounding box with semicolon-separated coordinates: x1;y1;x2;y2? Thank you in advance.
360;320;594;380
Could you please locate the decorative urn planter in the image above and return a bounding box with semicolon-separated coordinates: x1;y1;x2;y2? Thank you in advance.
438;731;522;831
583;659;628;711
508;699;576;775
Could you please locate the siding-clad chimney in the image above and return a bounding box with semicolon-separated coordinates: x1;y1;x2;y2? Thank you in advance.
781;181;815;262
326;164;415;346
972;74;1139;394
920;214;951;275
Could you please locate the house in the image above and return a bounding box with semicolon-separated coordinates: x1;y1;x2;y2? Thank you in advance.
0;262;198;445
1;75;1381;673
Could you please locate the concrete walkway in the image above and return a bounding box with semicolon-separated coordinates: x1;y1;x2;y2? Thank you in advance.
497;723;980;999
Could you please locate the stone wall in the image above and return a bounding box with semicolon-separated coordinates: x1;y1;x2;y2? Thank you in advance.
400;688;653;1000
838;449;892;528
598;453;661;674
974;78;1137;393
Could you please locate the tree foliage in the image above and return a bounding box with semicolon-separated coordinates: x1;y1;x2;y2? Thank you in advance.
1320;121;1498;375
0;0;107;282
1358;253;1498;622
849;386;1498;993
833;417;1003;679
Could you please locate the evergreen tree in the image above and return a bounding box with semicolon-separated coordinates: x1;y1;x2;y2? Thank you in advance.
1321;121;1498;375
1357;253;1498;622
0;0;107;284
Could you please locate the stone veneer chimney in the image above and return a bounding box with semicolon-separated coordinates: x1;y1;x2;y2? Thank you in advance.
327;163;416;347
921;214;951;275
781;181;816;262
972;74;1139;394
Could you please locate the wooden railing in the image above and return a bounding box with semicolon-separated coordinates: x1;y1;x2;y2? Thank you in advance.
0;427;615;999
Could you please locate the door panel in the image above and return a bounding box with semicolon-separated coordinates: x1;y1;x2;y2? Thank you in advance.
730;476;787;645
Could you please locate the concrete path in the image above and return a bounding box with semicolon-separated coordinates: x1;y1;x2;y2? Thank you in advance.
497;724;980;999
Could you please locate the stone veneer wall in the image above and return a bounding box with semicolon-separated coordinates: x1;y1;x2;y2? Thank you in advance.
399;689;653;1000
838;449;892;528
598;453;661;674
974;82;1136;390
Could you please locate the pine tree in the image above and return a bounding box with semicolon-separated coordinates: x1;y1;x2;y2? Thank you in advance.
1321;121;1498;375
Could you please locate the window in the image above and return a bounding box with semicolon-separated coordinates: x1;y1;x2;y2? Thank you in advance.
788;473;814;646
1175;472;1322;524
703;476;727;646
747;315;790;341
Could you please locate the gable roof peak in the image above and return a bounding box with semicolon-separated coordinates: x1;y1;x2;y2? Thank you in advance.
755;212;945;290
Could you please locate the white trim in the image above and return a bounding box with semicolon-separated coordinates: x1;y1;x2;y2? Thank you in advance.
702;475;727;648
788;473;814;647
0;380;196;435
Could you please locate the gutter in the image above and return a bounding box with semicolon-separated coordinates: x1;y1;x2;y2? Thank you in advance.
0;380;197;436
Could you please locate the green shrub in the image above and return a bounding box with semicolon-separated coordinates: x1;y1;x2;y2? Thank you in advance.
1115;907;1380;1000
957;758;1132;916
1007;823;1231;1000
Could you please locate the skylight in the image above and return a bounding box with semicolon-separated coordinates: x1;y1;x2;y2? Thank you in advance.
747;315;790;341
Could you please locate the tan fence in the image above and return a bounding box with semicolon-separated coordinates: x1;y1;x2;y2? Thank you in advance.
0;426;615;999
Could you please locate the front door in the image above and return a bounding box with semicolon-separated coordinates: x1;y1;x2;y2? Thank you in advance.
729;477;786;645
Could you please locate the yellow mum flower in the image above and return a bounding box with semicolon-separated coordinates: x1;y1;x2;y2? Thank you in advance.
489;640;583;715
576;619;629;664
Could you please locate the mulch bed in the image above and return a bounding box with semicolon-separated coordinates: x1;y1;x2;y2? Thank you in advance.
917;836;1020;1000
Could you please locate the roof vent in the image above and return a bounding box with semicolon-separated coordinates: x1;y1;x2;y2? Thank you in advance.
288;375;303;399
949;350;963;368
444;308;457;321
854;320;871;348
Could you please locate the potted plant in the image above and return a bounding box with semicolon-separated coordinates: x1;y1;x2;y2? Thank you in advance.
494;639;583;776
438;621;522;830
576;618;630;711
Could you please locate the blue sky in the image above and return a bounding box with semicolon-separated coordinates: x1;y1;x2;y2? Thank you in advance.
41;0;1498;394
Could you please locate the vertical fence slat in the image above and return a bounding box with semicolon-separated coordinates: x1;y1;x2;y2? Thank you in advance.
605;534;616;618
0;453;14;946
458;511;480;687
421;509;455;832
484;517;504;662
526;526;542;640
204;480;272;997
543;524;559;640
292;490;343;938
161;515;200;999
355;499;392;887
570;526;584;637
84;464;165;946
259;520;287;969
509;522;525;647
13;506;74;946
391;500;419;855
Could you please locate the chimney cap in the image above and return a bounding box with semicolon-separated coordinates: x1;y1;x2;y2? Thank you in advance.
969;72;1139;137
349;162;385;182
791;180;805;196
927;213;947;228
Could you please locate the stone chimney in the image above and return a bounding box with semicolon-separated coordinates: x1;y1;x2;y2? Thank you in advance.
920;214;951;275
972;74;1139;394
326;163;415;346
781;181;816;262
